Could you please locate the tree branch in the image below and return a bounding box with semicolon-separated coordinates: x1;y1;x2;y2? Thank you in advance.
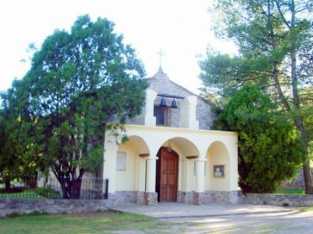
274;0;291;29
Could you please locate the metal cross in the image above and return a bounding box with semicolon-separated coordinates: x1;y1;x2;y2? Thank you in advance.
157;49;165;68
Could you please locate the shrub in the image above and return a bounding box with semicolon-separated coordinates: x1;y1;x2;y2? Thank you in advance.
215;85;303;193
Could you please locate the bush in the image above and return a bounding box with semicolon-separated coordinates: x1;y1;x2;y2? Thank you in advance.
215;85;303;193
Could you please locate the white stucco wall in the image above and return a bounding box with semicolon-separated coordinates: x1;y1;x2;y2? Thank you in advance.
103;125;238;194
205;142;231;191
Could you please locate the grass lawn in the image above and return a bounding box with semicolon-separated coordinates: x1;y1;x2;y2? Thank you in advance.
0;212;177;234
275;187;305;195
298;206;313;212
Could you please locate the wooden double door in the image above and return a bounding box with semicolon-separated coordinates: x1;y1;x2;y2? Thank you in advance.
156;147;179;202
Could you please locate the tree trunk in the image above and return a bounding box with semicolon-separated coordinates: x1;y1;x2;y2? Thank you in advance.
288;0;313;194
60;178;70;199
4;178;11;192
70;179;82;199
24;176;37;189
59;176;83;199
295;116;313;193
303;162;313;193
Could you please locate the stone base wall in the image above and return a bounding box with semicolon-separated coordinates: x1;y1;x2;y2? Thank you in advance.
177;191;313;207
136;192;158;205
194;191;239;205
109;191;158;206
144;192;158;205
177;191;239;205
241;193;313;207
177;191;194;204
107;191;137;206
0;199;109;218
111;191;240;205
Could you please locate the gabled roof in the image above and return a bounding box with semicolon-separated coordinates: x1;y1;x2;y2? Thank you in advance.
146;67;213;105
147;66;198;97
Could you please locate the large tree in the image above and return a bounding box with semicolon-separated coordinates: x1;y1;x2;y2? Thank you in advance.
8;15;147;198
200;0;313;193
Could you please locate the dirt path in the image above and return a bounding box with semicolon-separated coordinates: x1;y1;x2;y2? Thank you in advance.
166;210;313;233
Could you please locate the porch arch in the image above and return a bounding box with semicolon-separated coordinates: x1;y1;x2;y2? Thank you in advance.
158;137;200;158
206;141;231;191
125;135;150;155
155;137;200;198
115;135;150;192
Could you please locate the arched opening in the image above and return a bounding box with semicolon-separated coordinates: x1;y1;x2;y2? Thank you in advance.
156;137;200;202
115;136;149;192
206;141;230;191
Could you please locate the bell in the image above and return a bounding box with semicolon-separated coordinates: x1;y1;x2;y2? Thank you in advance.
171;99;178;109
160;97;167;107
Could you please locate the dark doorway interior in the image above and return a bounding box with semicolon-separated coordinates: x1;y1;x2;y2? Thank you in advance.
154;106;171;126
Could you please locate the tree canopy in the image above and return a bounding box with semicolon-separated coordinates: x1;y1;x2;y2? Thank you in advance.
200;0;313;193
2;15;147;198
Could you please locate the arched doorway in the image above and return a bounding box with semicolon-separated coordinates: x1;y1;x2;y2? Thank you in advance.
156;147;179;202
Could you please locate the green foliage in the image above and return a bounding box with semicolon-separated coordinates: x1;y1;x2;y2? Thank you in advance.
201;0;313;193
35;187;61;199
275;187;304;195
201;0;313;97
3;15;147;198
0;90;44;189
215;85;303;193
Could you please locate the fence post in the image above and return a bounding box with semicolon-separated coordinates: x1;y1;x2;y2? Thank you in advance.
104;179;109;199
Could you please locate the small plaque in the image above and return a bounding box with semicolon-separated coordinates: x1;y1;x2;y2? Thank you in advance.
213;165;225;177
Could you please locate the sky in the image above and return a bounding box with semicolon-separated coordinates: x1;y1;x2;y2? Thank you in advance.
0;0;237;94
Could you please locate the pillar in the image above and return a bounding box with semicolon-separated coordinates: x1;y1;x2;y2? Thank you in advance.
144;89;157;126
193;158;206;205
146;157;157;192
180;95;199;129
195;158;205;193
102;131;118;194
142;156;158;205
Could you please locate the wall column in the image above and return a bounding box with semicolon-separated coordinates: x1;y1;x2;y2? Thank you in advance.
102;131;118;194
195;158;205;193
182;159;191;192
193;158;206;205
144;89;157;126
141;156;158;205
146;157;157;193
180;95;199;129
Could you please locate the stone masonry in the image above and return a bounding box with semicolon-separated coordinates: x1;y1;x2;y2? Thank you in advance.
108;191;158;206
241;193;313;207
126;69;215;130
0;199;109;218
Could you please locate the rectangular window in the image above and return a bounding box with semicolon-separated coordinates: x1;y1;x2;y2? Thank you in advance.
116;151;127;171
